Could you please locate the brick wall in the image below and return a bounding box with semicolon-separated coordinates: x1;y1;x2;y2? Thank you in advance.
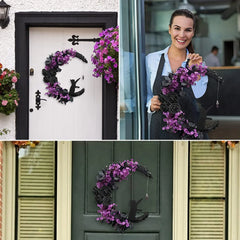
0;141;2;240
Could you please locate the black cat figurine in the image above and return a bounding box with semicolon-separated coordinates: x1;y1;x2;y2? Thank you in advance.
128;198;149;223
69;78;85;97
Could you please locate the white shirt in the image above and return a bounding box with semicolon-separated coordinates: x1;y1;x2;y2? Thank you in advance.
146;46;208;112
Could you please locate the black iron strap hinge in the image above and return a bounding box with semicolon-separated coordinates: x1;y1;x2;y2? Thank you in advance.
68;35;100;45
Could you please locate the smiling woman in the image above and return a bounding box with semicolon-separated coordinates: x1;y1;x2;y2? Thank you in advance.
146;9;212;139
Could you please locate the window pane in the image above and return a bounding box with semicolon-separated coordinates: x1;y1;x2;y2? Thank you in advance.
120;0;141;139
145;1;176;54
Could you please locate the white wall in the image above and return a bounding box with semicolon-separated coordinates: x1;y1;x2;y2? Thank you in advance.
0;0;119;140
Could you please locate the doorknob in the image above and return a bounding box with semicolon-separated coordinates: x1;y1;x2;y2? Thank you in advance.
35;90;47;110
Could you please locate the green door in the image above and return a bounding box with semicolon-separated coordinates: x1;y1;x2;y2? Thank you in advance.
72;141;173;240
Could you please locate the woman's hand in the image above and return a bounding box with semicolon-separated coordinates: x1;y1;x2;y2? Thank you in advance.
187;53;203;67
150;95;161;112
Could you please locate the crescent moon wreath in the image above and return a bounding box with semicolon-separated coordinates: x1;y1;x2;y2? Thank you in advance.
42;49;88;104
93;159;152;232
158;62;222;139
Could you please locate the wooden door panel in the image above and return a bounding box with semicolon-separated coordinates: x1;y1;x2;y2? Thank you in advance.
72;141;173;239
86;142;114;213
132;141;160;214
114;141;133;212
15;12;118;140
29;27;102;139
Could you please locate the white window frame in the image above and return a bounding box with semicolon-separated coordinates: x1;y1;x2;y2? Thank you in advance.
228;144;240;240
2;141;72;240
2;142;16;240
173;141;189;240
57;141;72;240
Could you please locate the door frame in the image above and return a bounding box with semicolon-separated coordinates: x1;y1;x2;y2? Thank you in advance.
15;12;118;140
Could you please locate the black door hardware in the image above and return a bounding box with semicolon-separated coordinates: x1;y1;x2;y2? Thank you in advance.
30;68;34;76
68;35;100;45
35;90;47;110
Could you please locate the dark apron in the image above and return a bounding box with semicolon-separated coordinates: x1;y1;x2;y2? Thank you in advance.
150;54;204;139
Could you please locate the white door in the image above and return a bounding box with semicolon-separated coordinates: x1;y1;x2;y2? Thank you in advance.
29;27;102;139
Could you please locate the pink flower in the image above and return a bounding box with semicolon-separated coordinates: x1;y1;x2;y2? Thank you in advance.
2;71;7;77
14;100;18;106
2;100;8;106
12;76;17;83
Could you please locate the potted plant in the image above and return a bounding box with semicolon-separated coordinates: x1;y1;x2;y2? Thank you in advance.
91;26;119;84
0;63;20;115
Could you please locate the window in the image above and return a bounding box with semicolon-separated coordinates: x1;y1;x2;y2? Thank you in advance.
189;141;227;240
16;142;56;240
120;0;147;139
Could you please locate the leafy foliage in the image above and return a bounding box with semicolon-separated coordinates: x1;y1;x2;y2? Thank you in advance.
0;63;20;115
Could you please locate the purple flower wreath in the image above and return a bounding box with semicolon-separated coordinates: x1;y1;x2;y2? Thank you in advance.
93;159;152;232
91;26;119;84
42;49;88;104
159;63;208;138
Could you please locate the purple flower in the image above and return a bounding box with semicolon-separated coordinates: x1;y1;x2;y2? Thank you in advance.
45;49;76;70
91;26;119;84
96;159;138;189
96;202;130;230
160;63;208;138
100;40;105;46
162;111;199;138
96;182;103;189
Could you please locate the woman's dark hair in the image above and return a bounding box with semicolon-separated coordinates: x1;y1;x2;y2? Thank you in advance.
169;9;196;53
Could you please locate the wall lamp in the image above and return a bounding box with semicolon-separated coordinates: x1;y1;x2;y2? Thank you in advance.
0;0;10;29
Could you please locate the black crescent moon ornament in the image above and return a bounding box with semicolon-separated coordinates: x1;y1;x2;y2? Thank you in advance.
42;49;88;104
93;159;152;232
